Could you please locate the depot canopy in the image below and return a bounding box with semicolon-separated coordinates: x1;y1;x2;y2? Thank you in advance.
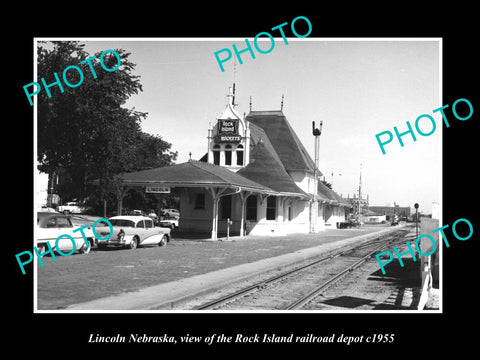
118;160;277;194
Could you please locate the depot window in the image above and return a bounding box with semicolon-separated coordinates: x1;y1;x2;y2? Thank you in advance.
220;194;232;220
246;195;257;220
194;193;205;209
236;144;244;165
213;145;220;165
225;144;232;165
266;196;277;220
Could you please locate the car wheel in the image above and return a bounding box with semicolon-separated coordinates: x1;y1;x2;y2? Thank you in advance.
79;241;91;254
159;235;167;247
129;238;138;250
37;244;47;254
63;210;70;215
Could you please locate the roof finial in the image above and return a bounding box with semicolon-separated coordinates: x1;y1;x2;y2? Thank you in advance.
233;58;237;83
227;86;234;105
232;60;237;107
249;96;252;112
280;94;284;111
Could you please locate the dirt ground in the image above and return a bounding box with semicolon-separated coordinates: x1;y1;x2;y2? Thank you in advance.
36;224;439;310
178;231;438;311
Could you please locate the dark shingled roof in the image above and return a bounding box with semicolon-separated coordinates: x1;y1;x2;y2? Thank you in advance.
318;181;352;207
245;110;320;175
195;112;322;198
119;161;275;193
237;137;309;197
119;109;331;200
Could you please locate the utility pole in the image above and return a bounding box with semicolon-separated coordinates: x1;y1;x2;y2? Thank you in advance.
358;163;363;219
310;121;323;233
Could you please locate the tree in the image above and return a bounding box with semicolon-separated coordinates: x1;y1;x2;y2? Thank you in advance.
133;132;178;170
37;41;176;209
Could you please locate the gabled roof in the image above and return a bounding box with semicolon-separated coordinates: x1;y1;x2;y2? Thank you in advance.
119;161;275;193
197;113;321;198
245;110;320;175
318;181;352;207
237;138;309;198
248;122;284;167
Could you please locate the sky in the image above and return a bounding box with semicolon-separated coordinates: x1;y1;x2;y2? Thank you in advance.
37;38;441;213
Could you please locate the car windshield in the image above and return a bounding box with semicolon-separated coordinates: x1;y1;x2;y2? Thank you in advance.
37;215;72;228
109;219;136;227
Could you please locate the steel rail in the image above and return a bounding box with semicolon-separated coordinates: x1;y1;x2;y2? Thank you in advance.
283;242;388;310
193;253;338;310
194;229;408;310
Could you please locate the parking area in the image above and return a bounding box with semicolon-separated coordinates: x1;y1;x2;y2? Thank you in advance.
37;224;396;310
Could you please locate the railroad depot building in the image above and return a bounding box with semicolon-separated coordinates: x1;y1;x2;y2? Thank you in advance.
116;87;350;239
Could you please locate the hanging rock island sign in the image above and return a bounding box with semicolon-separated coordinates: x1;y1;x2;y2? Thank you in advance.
214;119;241;143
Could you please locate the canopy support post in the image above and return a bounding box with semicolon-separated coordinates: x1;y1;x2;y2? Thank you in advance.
206;187;228;240
239;191;252;237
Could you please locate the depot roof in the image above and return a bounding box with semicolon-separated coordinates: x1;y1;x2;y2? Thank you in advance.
237;132;309;197
246;110;319;175
115;109;342;201
118;160;280;195
317;180;351;207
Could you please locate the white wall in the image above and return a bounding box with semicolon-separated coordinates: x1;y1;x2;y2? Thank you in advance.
179;190;346;236
289;171;315;195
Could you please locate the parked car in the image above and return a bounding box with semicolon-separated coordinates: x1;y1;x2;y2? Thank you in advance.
159;217;179;229
36;205;57;213
56;201;91;215
337;218;362;229
391;215;399;226
147;210;158;221
96;215;171;250
36;212;95;254
161;209;180;218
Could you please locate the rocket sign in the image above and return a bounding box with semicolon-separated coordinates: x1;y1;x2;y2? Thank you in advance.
215;119;241;143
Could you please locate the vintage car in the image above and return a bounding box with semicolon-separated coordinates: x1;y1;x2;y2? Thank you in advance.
337;218;362;229
161;209;180;218
56;201;92;215
36;212;95;254
391;215;399;226
159;216;179;229
97;215;171;250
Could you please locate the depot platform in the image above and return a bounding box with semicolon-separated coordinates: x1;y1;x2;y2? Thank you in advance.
65;224;409;311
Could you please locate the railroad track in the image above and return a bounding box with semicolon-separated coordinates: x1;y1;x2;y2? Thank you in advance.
193;227;412;310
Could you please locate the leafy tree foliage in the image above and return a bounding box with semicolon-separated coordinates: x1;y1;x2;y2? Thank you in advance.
37;41;177;210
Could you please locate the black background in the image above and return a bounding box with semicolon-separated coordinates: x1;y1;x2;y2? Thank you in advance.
8;3;478;355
